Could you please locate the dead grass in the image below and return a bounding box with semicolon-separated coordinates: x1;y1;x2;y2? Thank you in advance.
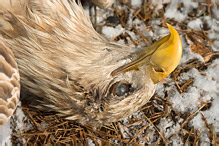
11;1;218;145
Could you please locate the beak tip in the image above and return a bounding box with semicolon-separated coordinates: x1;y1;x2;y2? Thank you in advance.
150;23;183;84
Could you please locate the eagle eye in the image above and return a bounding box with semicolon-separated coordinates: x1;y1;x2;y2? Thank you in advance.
110;82;132;97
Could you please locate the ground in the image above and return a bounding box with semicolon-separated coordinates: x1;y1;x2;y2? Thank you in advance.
0;0;218;145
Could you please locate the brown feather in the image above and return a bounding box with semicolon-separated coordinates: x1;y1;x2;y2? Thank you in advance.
0;40;20;127
0;0;155;126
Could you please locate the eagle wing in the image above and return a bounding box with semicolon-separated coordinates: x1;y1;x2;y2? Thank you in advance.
0;40;20;127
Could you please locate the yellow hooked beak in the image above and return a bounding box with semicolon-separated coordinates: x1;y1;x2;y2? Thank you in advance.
111;24;182;83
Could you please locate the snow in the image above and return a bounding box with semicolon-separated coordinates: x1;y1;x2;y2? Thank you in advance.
188;18;203;30
170;135;184;145
13;106;27;131
0;121;12;146
131;0;142;7
0;102;26;146
158;118;181;138
164;0;198;22
212;1;218;19
183;1;198;8
167;59;218;119
87;138;95;146
200;60;219;124
102;25;125;39
165;8;186;22
191;113;204;129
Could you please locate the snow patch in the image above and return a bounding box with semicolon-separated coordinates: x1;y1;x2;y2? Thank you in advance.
0;121;12;146
188;18;203;29
165;8;186;22
131;0;142;7
87;138;95;146
102;25;124;39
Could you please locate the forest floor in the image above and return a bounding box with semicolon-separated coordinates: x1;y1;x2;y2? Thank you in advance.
1;0;218;145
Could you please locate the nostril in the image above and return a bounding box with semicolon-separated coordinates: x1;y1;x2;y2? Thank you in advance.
154;67;165;73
